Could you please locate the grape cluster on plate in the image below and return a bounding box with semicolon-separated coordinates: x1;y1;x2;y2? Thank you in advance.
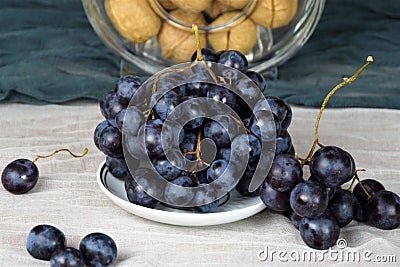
94;49;399;250
26;224;117;267
94;48;292;211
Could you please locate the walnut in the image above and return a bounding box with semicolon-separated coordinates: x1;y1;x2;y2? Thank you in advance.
250;0;298;28
105;0;161;43
158;9;207;63
208;11;257;54
168;0;212;12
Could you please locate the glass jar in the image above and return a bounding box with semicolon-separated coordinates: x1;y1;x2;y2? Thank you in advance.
82;0;325;77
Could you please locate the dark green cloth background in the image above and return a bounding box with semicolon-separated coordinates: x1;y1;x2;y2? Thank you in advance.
0;0;399;108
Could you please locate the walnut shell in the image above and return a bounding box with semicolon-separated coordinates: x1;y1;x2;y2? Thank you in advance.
105;0;161;43
157;0;177;10
158;9;207;63
250;0;298;28
205;1;237;20
217;0;250;10
169;0;212;12
208;11;257;54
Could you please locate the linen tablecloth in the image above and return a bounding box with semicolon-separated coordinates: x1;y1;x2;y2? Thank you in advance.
0;103;399;266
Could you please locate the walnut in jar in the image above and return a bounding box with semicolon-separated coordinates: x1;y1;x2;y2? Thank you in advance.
208;11;258;55
250;0;298;28
158;9;207;63
105;0;162;43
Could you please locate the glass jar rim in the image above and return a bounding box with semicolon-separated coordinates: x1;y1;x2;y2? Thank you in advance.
148;0;257;32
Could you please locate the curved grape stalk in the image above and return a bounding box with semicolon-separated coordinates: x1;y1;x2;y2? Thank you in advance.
299;56;374;166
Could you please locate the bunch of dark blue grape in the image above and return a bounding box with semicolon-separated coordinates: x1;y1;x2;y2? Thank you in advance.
258;56;399;250
94;48;293;213
26;224;117;267
273;146;400;250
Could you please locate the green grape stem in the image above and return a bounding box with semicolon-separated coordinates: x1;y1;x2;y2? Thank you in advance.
300;56;373;166
33;148;88;163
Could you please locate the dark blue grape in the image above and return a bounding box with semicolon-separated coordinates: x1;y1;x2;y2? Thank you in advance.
115;75;142;105
204;114;240;148
153;156;182;181
2;159;39;194
218;50;248;73
190;48;219;74
164;176;195;206
266;154;303;192
354;198;368;222
161;120;184;151
191;183;219;213
193;170;208;185
99;126;123;158
310;146;355;188
227;134;261;165
151;90;180;121
259;181;291;212
192;200;219;213
220;68;241;84
180;132;197;160
249;110;281;142
242;117;251;128
353;179;385;205
281;101;292;130
144;119;165;157
115;108;126;132
299;212;340;250
286;145;295;156
190;48;219;64
207;85;237;109
230;134;260;171
156;72;186;97
247;134;261;163
246;70;267;92
184;118;204;131
250;110;280;141
169;175;195;187
262;96;288;124
124;127;148;160
290;211;303;230
207;159;228;183
217;147;231;162
79;233;117;267
106;156;136;180
94;120;110;150
365;190;400;230
234;78;262;107
308;175;336;200
122;105;146;136
235;169;261;197
101;92;125;127
328;188;356;227
26;224;66;261
185;73;212;97
50;247;84;267
290;180;329;218
275;130;292;155
179;98;205;130
125;170;160;208
99;91;113;119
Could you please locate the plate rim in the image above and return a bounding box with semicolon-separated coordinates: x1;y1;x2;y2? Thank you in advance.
96;161;266;226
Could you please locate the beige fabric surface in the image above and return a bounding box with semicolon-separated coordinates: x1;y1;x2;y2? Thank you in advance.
0;102;399;266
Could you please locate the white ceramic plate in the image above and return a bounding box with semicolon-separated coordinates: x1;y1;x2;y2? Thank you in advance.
97;162;266;226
